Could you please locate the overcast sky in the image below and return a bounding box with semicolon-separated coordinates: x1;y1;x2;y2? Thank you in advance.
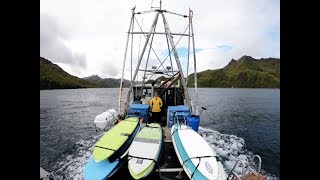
40;0;279;80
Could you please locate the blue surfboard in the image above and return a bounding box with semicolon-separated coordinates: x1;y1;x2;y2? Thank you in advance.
83;121;141;179
83;156;122;180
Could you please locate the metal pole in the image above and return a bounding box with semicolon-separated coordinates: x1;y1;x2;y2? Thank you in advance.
131;12;135;85
164;23;176;105
186;12;191;86
130;32;189;36
125;11;161;113
161;12;193;114
156;168;183;172
140;15;159;94
165;34;174;76
130;12;135;101
118;7;135;115
190;9;198;115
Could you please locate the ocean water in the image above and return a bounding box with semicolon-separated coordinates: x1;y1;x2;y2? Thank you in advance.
40;88;279;179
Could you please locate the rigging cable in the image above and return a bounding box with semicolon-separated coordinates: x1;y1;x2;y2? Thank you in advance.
140;14;159;96
144;24;190;83
134;16;170;76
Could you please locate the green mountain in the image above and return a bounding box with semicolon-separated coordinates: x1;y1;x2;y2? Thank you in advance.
187;55;280;88
83;75;131;88
40;57;101;89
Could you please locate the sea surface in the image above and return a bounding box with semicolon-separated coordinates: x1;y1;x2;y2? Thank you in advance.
40;88;280;179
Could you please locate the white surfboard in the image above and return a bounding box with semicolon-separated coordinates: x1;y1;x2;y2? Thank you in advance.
128;123;162;179
171;124;226;180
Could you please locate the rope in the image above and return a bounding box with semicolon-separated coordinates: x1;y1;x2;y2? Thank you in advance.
128;154;161;177
171;127;179;136
134;14;190;83
163;10;188;18
128;155;157;164
145;124;162;128
120;133;130;136
134;16;170;77
145;23;190;83
182;155;218;179
108;123;141;162
124;119;139;122
106;110;115;120
94;146;116;152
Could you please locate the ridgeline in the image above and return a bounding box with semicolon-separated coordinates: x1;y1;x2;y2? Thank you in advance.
83;75;131;88
40;57;101;90
40;55;280;89
40;57;131;90
187;55;280;88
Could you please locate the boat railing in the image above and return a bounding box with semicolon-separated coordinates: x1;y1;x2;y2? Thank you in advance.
173;111;187;127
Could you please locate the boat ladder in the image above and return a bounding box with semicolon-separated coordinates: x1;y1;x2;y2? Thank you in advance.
227;155;267;180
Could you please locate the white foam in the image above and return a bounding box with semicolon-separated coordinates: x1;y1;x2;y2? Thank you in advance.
198;126;279;180
50;126;278;180
51;133;104;180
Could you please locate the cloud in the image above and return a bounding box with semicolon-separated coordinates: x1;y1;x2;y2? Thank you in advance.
40;13;87;75
100;61;120;78
40;0;279;78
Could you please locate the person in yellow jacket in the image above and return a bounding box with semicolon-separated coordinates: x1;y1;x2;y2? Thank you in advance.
150;91;163;124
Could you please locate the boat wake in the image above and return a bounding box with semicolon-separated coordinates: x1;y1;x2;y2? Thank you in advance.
199;127;279;180
51;133;104;180
50;127;279;180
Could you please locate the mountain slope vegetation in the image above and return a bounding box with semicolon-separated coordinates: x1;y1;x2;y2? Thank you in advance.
40;57;101;89
187;55;280;88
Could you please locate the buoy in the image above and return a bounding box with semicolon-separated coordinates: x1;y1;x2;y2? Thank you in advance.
94;109;117;130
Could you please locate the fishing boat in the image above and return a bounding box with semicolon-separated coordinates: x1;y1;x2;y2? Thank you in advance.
114;1;228;179
85;1;267;179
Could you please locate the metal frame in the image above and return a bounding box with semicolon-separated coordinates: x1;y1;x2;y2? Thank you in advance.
118;2;199;116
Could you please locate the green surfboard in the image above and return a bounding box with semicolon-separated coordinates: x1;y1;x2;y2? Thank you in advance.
128;123;163;179
93;117;139;162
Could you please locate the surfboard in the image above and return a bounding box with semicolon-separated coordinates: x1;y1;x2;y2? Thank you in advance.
93;117;140;162
128;123;163;179
171;124;226;180
83;156;123;180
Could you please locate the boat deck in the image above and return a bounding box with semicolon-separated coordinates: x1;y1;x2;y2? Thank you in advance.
110;127;189;180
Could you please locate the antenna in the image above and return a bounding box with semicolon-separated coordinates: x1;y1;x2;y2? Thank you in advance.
151;0;162;10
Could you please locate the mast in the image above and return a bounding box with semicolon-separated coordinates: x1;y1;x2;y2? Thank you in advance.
161;12;193;114
125;11;161;113
190;9;199;115
118;7;135;115
140;11;159;95
120;2;197;115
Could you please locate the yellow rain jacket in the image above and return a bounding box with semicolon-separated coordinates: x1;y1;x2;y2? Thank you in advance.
150;96;163;112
